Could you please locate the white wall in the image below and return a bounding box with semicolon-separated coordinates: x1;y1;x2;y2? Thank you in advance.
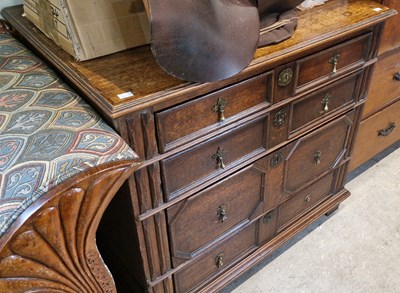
1;0;23;18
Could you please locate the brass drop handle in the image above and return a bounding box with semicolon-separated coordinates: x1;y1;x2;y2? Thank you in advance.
304;194;311;203
212;147;226;169
321;93;331;113
329;52;340;73
314;150;322;166
217;205;228;223
378;122;396;137
212;98;228;122
263;211;274;224
215;253;224;268
393;72;400;81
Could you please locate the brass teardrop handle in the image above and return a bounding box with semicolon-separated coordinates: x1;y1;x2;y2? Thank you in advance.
378;122;396;137
215;253;224;268
321;93;331;113
263;211;274;224
305;194;311;203
394;72;400;81
329;52;340;73
212;98;228;122
212;147;226;169
314;150;322;165
217;205;228;223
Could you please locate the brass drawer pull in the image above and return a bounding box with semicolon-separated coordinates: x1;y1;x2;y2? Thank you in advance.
273;109;287;127
217;205;228;223
329;52;340;73
321;93;331;113
263;211;274;224
393;72;400;81
304;194;311;203
215;253;224;268
270;151;283;168
378;122;396;137
212;98;228;122
212;147;226;169
314;150;322;165
278;68;293;87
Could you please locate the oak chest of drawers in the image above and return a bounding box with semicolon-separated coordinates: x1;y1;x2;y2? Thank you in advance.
349;0;400;170
2;1;395;292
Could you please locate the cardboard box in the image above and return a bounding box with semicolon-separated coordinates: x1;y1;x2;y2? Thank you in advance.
23;0;150;61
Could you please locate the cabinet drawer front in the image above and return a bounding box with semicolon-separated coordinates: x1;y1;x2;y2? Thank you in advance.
284;111;354;193
290;71;362;134
296;33;371;90
156;72;272;152
174;223;258;293
277;172;335;230
161;115;268;200
350;98;400;171
379;0;400;54
167;164;265;266
364;50;400;118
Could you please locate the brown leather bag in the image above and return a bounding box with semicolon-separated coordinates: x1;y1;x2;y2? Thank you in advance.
148;0;301;83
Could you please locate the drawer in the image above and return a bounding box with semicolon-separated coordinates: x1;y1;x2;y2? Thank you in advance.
284;111;354;193
379;0;400;54
173;222;258;293
161;115;269;200
277;172;335;230
349;98;400;171
167;164;266;266
156;72;272;152
290;71;362;135
363;49;400;118
295;33;371;91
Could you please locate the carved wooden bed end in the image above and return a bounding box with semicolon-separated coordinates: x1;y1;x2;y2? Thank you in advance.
0;20;141;292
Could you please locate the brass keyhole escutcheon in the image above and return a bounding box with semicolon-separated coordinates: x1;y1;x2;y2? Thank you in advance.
212;147;226;169
314;150;322;165
217;205;228;223
212;98;228;122
329;52;340;73
304;194;311;203
270;151;283;168
273;109;287;127
278;68;293;87
215;253;224;268
321;93;331;113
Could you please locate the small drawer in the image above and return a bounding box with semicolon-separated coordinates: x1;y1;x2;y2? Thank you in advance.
277;172;335;230
295;33;371;91
156;72;272;152
284;110;354;193
161;115;269;200
173;222;258;293
349;98;400;171
363;49;400;118
167;164;266;266
290;71;362;135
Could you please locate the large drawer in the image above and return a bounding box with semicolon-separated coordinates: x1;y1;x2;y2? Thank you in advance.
173;222;258;293
161;115;269;200
289;71;362;135
295;33;371;91
167;164;266;266
363;48;400;118
349;98;400;171
156;72;272;152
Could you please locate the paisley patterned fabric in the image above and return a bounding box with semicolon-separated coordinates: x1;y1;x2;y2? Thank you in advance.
0;34;136;236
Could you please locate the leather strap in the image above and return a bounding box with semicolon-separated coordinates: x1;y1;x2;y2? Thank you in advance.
148;0;260;83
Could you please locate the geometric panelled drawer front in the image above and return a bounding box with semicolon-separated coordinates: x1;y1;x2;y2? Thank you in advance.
296;33;372;91
167;163;266;267
284;110;355;193
173;222;259;293
156;71;272;152
161;114;269;200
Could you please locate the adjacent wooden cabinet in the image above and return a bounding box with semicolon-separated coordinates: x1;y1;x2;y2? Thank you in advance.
2;2;395;292
349;0;400;170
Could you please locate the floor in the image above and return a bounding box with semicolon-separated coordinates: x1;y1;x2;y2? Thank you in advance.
222;141;400;293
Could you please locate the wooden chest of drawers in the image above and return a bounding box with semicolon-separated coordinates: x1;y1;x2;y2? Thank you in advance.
2;2;395;292
349;0;400;171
